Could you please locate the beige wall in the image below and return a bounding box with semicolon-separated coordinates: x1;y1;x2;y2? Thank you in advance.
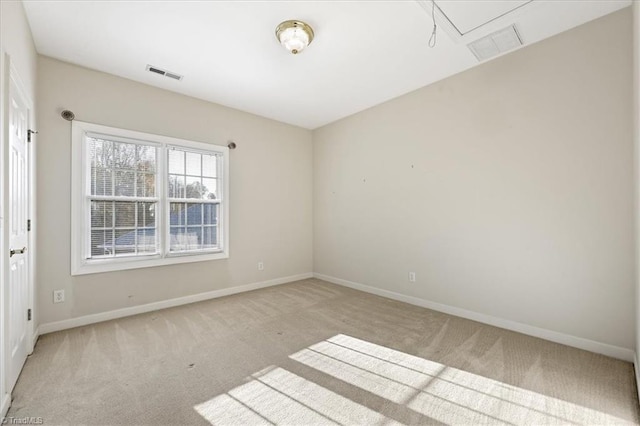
36;56;313;324
1;1;37;96
314;9;634;349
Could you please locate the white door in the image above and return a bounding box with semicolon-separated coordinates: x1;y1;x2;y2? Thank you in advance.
7;74;30;392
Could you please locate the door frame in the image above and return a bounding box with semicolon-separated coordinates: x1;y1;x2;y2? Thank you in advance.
0;50;36;415
0;48;7;420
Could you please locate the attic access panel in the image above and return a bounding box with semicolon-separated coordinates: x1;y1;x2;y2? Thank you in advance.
437;0;532;35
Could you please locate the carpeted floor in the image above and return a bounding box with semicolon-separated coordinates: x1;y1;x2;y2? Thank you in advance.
7;278;640;425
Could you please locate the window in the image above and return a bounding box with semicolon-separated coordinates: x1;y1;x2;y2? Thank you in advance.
71;121;229;275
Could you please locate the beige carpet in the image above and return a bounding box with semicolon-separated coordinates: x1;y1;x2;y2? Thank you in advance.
7;278;639;425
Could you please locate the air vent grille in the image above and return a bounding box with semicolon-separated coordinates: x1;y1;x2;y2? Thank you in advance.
467;25;523;62
146;65;183;81
164;72;182;81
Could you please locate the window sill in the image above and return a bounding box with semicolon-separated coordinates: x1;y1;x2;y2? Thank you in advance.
71;250;229;276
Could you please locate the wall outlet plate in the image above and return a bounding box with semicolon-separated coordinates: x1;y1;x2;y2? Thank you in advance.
408;272;416;283
53;289;65;303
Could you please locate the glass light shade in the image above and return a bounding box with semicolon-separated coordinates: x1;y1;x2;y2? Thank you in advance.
276;21;314;55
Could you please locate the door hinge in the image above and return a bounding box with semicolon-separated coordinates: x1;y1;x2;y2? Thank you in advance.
27;219;31;232
27;129;38;143
27;309;32;321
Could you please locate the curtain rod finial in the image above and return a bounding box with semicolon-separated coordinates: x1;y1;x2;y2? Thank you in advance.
61;110;75;121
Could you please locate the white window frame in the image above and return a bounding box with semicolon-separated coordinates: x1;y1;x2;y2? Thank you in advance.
71;121;229;275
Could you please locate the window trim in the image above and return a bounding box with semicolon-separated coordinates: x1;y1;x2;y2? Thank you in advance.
71;121;229;276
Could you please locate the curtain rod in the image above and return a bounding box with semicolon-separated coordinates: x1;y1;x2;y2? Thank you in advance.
60;110;237;149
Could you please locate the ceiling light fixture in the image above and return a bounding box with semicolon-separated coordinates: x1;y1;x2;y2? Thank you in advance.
276;20;314;55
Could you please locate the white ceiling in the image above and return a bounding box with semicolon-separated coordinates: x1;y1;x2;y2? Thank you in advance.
23;0;630;129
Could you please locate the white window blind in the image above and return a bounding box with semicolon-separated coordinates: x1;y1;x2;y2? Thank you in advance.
167;148;221;253
88;136;159;258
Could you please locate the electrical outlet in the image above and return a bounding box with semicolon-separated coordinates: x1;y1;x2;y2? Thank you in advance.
53;289;65;304
258;262;264;271
408;272;416;283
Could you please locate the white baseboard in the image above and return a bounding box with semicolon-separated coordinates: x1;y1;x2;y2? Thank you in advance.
1;392;10;418
36;271;635;362
30;327;39;354
314;273;635;362
635;353;640;401
39;273;313;334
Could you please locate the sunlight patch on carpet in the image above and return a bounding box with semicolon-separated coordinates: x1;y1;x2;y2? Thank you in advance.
194;365;401;425
195;334;630;425
289;334;630;425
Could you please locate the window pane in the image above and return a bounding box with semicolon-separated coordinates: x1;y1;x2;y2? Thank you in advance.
136;145;156;172
138;229;157;253
186;203;203;225
89;137;113;168
136;173;155;197
202;178;217;200
186;152;201;176
137;202;156;228
202;154;217;178
166;148;222;254
169;150;184;174
89;138;158;257
90;138;104;162
169;175;185;199
114;170;135;196
170;203;186;226
114;143;136;170
90;202;157;259
203;226;217;248
114;229;136;255
89;138;156;199
92;167;113;196
187;227;202;249
169;224;218;252
110;228;158;256
185;176;202;199
91;201;114;228
170;227;199;251
90;229;113;258
114;202;136;228
203;204;217;225
90;137;113;196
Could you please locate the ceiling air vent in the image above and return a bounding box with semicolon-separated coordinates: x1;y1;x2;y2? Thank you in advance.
145;65;183;81
467;25;523;62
